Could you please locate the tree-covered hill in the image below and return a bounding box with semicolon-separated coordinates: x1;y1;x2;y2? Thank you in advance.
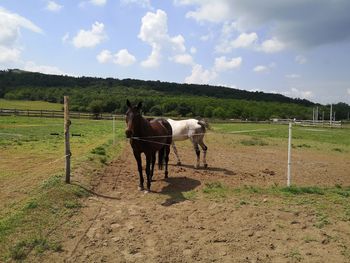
0;69;349;120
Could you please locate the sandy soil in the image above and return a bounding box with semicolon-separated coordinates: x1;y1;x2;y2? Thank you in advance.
42;138;350;263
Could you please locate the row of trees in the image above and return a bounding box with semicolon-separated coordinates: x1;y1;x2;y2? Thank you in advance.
1;70;349;120
3;86;317;120
0;69;314;105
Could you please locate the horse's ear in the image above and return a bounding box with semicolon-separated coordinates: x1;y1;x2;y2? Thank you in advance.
137;101;142;110
126;99;131;108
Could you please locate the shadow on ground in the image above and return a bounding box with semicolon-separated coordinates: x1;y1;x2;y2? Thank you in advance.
169;163;236;176
158;176;201;207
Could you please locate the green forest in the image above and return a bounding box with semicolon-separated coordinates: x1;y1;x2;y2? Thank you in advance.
1;69;349;120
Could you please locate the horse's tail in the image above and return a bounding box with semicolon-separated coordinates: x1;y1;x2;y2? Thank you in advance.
158;146;165;170
198;119;210;130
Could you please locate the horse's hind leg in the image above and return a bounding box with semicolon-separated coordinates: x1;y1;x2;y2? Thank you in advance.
199;139;208;169
190;138;200;169
133;151;144;191
164;145;170;178
172;142;181;165
151;152;156;181
145;154;152;192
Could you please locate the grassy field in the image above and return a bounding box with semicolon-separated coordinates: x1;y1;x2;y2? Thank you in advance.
212;122;350;153
0;115;125;260
1;111;349;261
0;99;63;111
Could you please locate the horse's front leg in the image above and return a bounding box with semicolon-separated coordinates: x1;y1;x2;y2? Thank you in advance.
133;151;144;191
172;142;181;166
145;153;152;192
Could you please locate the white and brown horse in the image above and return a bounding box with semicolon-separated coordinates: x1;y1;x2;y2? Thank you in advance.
167;118;208;169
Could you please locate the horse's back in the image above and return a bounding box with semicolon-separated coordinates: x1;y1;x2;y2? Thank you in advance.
167;118;204;141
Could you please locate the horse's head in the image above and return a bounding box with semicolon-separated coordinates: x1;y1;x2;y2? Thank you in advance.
125;99;142;138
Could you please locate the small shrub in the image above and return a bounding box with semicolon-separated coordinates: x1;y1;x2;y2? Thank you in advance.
25;200;38;210
41;175;62;189
100;156;107;164
64;200;81;209
240;137;268;146
203;182;228;198
281;186;324;195
91;146;106;155
332;148;343;152
297;144;311;148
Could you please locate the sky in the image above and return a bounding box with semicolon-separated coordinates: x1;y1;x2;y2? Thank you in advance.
1;0;350;104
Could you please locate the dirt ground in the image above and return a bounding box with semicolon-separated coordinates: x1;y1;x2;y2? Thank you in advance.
43;138;350;263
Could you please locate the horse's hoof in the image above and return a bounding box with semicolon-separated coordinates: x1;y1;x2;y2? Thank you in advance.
177;162;182;166
144;190;150;194
138;186;144;191
194;164;199;169
204;164;208;169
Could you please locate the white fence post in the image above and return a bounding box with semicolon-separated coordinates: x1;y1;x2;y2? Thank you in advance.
287;122;292;187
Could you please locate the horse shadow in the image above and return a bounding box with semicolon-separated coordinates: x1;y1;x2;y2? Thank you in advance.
169;163;236;176
157;176;201;207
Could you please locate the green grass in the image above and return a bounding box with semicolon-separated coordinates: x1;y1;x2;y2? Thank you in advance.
212;123;350;150
0;99;62;111
0;115;126;261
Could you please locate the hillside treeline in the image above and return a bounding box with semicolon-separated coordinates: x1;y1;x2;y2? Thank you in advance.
1;70;349;120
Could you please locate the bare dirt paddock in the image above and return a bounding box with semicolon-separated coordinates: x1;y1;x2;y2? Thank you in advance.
43;135;350;263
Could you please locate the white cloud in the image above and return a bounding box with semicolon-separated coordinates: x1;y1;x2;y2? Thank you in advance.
295;55;307;64
0;7;42;63
253;65;269;73
259;37;285;53
46;1;63;12
283;88;313;99
90;0;106;6
185;1;231;23
97;49;136;66
138;9;188;67
216;32;258;53
114;49;136;66
347;88;350;96
97;49;113;63
72;22;107;48
285;74;301;79
232;32;258;48
185;64;217;84
171;53;194;65
0;46;21;63
24;61;66;75
190;47;197;54
62;32;69;43
120;0;152;9
200;34;211;42
214;56;242;72
141;47;161;68
0;7;42;46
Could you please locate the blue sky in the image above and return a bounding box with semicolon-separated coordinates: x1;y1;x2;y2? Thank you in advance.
1;0;350;104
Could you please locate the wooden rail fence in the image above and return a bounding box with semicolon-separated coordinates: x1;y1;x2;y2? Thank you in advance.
0;108;125;120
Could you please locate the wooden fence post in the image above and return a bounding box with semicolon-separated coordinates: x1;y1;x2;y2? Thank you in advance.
64;96;71;184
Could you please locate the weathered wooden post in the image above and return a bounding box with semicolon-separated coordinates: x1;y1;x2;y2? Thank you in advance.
64;96;71;184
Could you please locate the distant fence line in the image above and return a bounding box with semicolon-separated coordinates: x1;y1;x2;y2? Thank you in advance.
0;108;347;127
0;108;124;120
271;118;343;128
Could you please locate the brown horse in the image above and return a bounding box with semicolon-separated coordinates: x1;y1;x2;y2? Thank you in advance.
125;100;172;192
